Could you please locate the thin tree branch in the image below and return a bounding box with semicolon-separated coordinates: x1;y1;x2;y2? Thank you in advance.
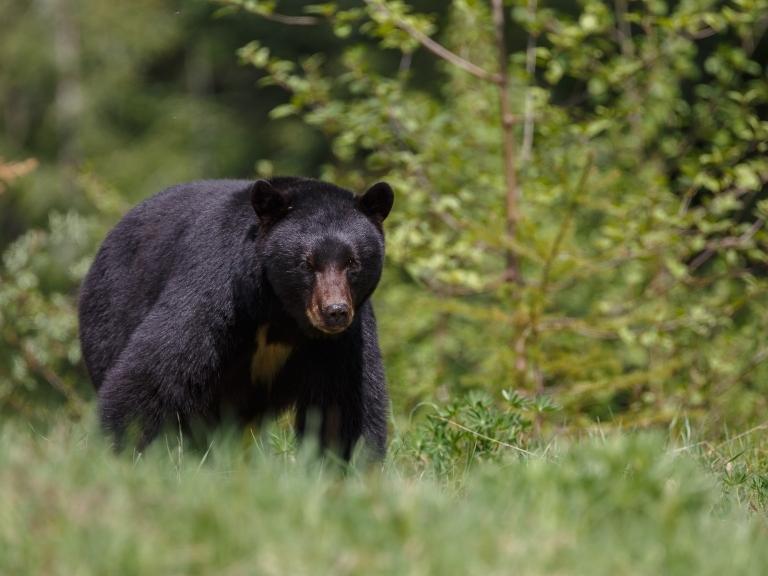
491;0;521;284
743;14;768;54
256;12;320;26
219;0;321;26
5;330;85;413
538;153;594;305
364;0;501;84
521;0;538;163
613;0;635;56
688;217;765;273
613;0;642;134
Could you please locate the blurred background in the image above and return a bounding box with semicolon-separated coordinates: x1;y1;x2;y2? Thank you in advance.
1;0;767;445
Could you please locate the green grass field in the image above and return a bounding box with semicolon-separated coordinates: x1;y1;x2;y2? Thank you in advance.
2;415;768;575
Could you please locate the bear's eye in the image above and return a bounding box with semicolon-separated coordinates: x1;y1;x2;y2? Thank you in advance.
301;257;314;271
346;257;359;269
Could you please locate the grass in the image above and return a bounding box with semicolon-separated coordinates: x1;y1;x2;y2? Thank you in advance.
1;414;768;575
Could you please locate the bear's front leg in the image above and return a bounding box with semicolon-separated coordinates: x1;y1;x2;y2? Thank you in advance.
295;399;378;462
99;365;167;452
98;306;224;452
293;306;389;461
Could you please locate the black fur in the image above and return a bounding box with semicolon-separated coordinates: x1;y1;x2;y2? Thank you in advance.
78;177;393;459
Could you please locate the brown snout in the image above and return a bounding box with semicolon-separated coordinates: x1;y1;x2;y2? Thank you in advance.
308;267;354;334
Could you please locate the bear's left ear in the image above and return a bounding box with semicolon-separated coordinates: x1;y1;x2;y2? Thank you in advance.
251;179;290;226
357;182;394;225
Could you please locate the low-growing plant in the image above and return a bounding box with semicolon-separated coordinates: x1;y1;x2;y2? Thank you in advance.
392;390;559;477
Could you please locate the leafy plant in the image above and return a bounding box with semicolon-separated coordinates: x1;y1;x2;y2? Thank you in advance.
229;0;768;435
392;390;558;478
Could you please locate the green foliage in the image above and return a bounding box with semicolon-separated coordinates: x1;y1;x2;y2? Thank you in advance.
2;420;768;575
0;170;128;418
0;0;282;237
0;213;89;415
233;0;768;434
2;0;768;460
392;390;557;478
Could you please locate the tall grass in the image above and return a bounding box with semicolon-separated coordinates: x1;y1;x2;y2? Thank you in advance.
1;414;767;575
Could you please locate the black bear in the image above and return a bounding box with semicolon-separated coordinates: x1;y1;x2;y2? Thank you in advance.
78;177;393;459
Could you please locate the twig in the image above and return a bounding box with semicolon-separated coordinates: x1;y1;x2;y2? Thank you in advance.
364;0;501;84
717;347;768;394
743;14;768;54
677;184;701;216
5;330;85;412
220;0;320;26
521;0;538;163
613;0;641;133
538;152;594;301
688;217;765;273
613;0;635;57
256;12;319;26
714;422;768;449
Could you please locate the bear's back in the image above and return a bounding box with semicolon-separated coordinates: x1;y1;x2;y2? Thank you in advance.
79;179;257;389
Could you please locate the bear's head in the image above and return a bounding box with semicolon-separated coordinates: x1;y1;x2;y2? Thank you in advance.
251;178;394;337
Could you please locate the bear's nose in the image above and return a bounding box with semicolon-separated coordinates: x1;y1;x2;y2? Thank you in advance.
322;303;350;327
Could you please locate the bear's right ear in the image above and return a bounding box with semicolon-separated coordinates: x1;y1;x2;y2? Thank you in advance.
250;179;289;225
